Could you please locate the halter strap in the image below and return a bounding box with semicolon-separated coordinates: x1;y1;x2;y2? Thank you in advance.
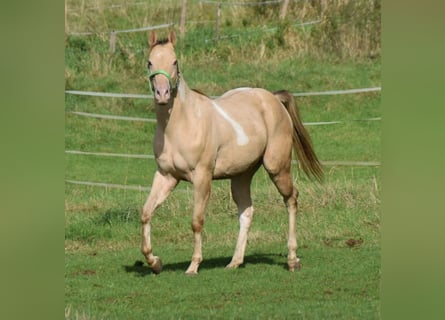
148;65;180;93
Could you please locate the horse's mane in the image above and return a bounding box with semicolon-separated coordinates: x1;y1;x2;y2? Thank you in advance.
191;88;209;98
154;38;170;46
149;38;170;50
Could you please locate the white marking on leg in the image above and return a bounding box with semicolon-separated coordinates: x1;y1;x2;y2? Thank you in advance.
238;209;252;247
227;206;254;268
211;101;249;145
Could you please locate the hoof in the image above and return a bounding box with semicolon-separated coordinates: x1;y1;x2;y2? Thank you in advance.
225;262;241;269
150;256;163;274
288;258;301;272
185;261;200;275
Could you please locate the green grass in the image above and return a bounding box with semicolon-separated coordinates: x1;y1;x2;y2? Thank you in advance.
65;1;381;319
66;243;380;319
65;167;380;319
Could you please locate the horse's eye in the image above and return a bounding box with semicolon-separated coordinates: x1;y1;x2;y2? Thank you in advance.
147;61;152;69
173;60;178;66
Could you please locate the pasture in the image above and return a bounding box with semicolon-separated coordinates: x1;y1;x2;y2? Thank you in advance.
65;0;381;319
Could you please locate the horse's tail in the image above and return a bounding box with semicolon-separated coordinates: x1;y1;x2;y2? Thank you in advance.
274;90;324;182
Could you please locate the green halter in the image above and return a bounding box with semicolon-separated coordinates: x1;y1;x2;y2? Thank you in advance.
148;66;180;94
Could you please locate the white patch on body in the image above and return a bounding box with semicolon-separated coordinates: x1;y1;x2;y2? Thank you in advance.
211;101;249;146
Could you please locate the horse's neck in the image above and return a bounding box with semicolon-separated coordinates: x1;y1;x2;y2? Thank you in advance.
154;76;193;131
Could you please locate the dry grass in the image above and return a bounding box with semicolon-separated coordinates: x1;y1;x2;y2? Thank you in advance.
65;305;102;320
65;166;380;255
65;0;381;59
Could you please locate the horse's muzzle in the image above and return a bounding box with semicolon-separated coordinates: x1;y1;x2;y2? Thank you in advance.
151;74;172;104
154;86;171;104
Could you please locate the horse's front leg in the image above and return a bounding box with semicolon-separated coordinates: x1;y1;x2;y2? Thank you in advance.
185;170;212;275
141;171;178;274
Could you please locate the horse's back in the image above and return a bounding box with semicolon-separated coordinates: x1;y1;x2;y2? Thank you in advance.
209;87;294;178
217;87;292;131
213;87;280;142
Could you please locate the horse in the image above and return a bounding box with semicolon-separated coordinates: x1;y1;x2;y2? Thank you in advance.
141;30;323;275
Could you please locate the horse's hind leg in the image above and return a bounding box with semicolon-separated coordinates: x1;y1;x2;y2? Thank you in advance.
284;184;301;272
264;160;301;272
227;169;257;269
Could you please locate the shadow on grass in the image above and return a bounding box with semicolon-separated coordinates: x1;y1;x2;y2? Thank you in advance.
123;253;284;276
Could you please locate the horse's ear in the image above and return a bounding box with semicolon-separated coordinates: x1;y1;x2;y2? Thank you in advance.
168;30;176;46
149;31;157;48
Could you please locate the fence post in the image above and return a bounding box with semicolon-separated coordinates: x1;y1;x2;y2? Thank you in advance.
65;2;68;33
109;31;116;54
215;2;221;44
180;0;187;35
321;0;328;13
280;0;290;20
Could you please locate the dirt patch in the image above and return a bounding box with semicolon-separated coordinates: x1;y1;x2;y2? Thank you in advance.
72;269;96;276
345;238;364;248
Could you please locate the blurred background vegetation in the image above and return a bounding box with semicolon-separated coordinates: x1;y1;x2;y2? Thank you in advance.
65;0;381;94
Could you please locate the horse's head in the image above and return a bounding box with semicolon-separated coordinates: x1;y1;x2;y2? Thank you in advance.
147;31;180;105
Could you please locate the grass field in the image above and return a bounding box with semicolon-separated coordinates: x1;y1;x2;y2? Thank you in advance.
65;1;381;319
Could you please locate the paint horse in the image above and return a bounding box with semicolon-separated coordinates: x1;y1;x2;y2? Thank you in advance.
141;31;323;275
